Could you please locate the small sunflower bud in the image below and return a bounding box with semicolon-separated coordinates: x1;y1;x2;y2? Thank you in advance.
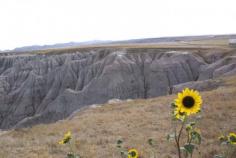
186;124;192;131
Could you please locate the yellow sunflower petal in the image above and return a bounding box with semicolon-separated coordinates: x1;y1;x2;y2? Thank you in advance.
65;131;71;137
58;140;64;145
128;149;138;158
185;88;190;94
178;93;183;99
228;133;236;144
174;88;202;116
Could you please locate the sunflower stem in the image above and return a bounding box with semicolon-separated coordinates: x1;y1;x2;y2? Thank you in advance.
189;135;194;158
175;118;187;158
174;128;181;158
69;141;74;155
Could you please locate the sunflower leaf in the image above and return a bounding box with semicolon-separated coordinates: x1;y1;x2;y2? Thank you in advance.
213;155;226;158
148;138;154;146
180;147;186;151
167;133;175;141
196;115;202;120
191;131;201;145
120;151;127;156
171;102;177;108
67;153;80;158
189;122;196;126
116;145;122;148
184;144;195;154
117;139;123;144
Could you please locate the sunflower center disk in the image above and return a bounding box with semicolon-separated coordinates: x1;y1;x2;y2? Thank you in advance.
230;136;236;143
130;151;136;157
182;96;195;108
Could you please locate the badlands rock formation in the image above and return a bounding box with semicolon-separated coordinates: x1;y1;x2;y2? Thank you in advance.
0;47;236;129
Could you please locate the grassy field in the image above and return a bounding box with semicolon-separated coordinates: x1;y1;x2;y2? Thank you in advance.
0;75;235;158
6;36;233;56
181;37;230;46
33;42;231;55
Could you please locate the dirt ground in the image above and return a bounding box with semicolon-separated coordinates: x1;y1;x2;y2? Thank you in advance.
0;75;236;158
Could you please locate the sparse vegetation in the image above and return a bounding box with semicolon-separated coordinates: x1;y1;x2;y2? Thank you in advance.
58;131;80;158
214;132;236;158
167;88;202;158
0;76;236;157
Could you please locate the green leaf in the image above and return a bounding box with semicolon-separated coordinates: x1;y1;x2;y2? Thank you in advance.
180;147;186;151
213;155;225;158
171;102;176;108
67;153;80;158
117;139;123;144
184;144;195;154
189;122;196;126
185;124;192;131
167;133;175;141
221;141;228;145
196;115;202;120
120;151;125;156
148;138;154;146
120;151;128;156
116;145;122;148
180;147;188;156
191;131;201;145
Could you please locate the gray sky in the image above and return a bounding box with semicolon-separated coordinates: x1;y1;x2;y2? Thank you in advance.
0;0;235;50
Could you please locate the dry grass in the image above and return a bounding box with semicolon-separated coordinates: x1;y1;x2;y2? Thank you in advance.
183;38;230;46
34;43;230;55
0;76;236;158
8;40;232;56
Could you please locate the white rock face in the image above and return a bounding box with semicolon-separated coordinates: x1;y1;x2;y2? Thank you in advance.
0;48;236;129
108;99;122;104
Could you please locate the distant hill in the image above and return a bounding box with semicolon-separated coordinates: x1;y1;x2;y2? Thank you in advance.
12;40;111;52
6;34;236;53
110;34;236;44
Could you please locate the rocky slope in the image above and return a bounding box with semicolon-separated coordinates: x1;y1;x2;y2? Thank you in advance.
0;47;236;129
0;75;236;158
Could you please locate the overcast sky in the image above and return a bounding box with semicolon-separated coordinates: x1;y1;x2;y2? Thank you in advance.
0;0;235;50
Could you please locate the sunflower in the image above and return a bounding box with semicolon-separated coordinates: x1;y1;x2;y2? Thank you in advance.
128;148;138;158
228;133;236;145
175;88;202;116
58;131;72;145
218;134;227;142
174;107;186;121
